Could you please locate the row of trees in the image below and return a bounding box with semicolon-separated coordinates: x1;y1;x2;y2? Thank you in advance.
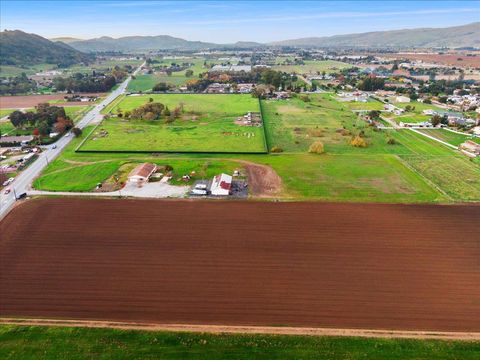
53;74;117;93
357;76;385;91
0;73;36;95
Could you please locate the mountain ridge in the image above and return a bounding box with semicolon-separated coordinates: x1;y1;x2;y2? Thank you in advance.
268;22;480;48
62;22;479;52
0;30;92;67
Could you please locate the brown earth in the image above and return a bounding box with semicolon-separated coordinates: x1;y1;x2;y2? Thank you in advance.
236;160;282;197
0;93;106;109
378;53;480;68
1;198;479;333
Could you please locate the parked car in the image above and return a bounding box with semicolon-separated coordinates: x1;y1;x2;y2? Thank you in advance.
4;188;11;195
2;177;14;186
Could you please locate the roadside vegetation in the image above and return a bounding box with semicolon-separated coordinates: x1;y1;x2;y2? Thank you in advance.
1;325;479;360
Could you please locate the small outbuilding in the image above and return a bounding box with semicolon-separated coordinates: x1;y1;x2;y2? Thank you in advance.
210;173;232;196
128;163;157;183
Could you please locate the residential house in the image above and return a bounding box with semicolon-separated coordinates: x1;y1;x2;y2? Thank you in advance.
205;83;230;94
128;163;157;183
0;135;34;145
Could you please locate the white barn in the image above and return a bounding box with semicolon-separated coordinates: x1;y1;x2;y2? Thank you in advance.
210;173;232;196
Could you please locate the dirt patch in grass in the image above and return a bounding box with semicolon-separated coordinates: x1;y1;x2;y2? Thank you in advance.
235;160;282;197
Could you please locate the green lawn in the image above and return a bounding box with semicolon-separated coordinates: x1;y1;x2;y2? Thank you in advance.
273;60;352;74
417;128;474;146
80;94;267;153
392;114;431;124
394;101;444;113
127;58;209;91
127;74;163;92
342;100;385;111
1;325;479;360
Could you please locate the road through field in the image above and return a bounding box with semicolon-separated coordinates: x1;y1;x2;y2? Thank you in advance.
1;198;479;333
0;62;145;220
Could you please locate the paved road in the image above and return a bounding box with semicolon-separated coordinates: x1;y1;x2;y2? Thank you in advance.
0;63;144;220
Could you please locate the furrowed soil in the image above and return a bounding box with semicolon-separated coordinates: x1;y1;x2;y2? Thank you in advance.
1;198;479;333
0;93;106;109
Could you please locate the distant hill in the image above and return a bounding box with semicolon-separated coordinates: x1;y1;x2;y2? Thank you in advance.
268;22;480;48
50;37;83;44
0;30;92;67
69;35;219;52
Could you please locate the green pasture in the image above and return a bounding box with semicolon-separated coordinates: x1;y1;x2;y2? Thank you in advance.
400;155;480;201
32;93;480;203
127;58;209;91
80;94;266;153
417;128;473;146
341;100;385;111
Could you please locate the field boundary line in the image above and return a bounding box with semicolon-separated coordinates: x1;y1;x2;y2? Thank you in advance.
409;128;457;150
1;318;479;341
443;127;476;137
258;98;270;152
75;121;103;152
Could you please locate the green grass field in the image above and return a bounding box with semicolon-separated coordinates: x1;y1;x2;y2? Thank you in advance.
32;92;480;203
80;94;267;153
0;63;57;77
341;100;385;111
273;60;352;74
394;101;445;114
127;58;209;91
399;155;480;201
417;128;474;146
393;114;431;124
1;325;479;360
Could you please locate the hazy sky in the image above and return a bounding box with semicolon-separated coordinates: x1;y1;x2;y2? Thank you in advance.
1;0;479;42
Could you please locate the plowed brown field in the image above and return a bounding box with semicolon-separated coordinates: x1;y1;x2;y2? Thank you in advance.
0;93;106;109
1;198;479;332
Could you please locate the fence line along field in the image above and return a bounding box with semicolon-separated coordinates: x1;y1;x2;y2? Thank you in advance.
79;94;267;153
1;198;479;333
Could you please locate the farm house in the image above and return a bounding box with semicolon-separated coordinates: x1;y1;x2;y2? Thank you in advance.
210;173;232;196
128;163;157;183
